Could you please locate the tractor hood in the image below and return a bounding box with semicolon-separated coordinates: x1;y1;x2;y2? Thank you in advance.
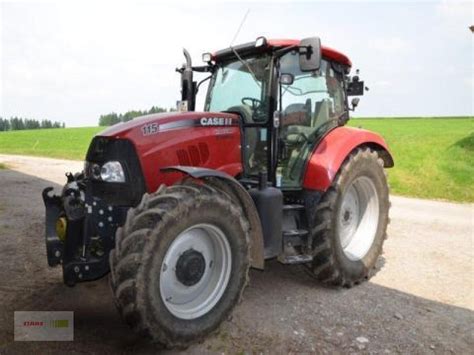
93;110;243;193
97;111;240;139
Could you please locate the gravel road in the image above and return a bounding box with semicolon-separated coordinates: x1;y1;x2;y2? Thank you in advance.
0;154;472;354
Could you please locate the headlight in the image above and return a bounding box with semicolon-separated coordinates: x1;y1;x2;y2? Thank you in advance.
255;36;267;47
202;52;212;63
100;161;125;182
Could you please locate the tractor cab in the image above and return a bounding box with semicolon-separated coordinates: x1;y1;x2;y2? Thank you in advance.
181;37;365;188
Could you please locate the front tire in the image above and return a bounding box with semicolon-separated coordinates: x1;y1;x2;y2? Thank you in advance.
109;182;250;348
307;147;390;287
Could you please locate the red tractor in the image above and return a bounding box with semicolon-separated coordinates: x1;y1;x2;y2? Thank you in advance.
43;37;393;347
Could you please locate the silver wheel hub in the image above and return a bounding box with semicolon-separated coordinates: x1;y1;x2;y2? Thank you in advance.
338;176;379;261
160;223;232;320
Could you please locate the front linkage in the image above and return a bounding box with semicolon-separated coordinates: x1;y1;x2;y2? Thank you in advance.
42;172;127;286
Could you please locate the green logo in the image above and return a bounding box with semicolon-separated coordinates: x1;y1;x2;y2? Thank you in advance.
50;319;69;328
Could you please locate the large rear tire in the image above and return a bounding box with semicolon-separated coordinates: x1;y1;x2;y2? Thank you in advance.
307;147;390;287
109;181;250;348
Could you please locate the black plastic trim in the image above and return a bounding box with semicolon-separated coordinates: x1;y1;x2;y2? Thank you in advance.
161;166;237;181
86;137;146;206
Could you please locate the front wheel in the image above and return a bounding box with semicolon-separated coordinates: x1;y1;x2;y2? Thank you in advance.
307;147;390;287
109;182;250;348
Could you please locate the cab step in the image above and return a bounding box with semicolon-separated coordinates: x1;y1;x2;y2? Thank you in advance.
282;229;308;247
283;204;305;211
278;254;313;264
283;229;308;238
279;228;312;264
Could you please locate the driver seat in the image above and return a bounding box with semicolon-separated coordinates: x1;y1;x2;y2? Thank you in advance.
312;99;331;128
226;105;258;170
227;104;254;124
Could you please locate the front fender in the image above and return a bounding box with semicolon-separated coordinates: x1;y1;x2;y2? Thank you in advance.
303;126;393;191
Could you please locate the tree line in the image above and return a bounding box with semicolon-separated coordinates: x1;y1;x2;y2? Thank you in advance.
99;106;176;126
0;117;65;132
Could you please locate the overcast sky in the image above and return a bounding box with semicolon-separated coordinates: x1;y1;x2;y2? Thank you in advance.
1;0;473;127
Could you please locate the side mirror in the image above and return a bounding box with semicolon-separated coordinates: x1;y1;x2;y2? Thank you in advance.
279;73;294;85
350;97;360;111
347;80;365;96
299;37;322;72
347;69;367;96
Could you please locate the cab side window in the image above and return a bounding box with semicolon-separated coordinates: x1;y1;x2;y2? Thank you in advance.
279;52;345;134
277;52;346;188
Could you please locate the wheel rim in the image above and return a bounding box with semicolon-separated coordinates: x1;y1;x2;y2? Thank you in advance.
337;176;379;261
159;223;232;320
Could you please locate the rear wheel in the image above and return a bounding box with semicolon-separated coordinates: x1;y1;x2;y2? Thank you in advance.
109;181;250;347
307;147;389;287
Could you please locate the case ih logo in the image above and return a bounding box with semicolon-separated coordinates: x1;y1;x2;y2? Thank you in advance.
200;117;233;126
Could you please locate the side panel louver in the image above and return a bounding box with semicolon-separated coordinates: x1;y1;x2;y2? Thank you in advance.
176;143;210;166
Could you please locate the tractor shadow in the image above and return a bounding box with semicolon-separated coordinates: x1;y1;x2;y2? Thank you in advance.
451;132;474;152
0;168;472;354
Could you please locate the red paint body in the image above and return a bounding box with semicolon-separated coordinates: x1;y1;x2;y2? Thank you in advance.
266;39;352;67
302;126;391;191
213;39;352;67
98;113;391;194
98;112;242;192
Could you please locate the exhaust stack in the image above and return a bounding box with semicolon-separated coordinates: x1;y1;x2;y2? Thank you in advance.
179;48;196;111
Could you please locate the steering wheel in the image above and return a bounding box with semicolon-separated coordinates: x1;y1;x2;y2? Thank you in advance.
286;131;308;146
296;132;308;143
241;97;262;110
241;97;266;122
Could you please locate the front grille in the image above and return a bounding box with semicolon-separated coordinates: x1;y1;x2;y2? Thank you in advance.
85;137;146;206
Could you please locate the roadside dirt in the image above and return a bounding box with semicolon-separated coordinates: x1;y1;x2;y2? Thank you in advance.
0;154;472;354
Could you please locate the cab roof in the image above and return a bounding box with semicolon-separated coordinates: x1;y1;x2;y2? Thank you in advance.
213;38;352;67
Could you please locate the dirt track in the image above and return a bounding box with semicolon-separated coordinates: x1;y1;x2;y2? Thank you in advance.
0;154;473;354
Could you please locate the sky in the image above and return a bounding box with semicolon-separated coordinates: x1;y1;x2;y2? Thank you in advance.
1;0;473;127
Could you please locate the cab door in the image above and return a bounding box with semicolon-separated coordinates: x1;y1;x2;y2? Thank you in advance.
277;51;347;188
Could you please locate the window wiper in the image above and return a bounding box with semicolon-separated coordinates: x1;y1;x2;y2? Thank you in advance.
230;47;261;88
196;75;212;94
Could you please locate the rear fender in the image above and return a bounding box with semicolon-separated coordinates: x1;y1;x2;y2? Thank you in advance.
161;166;265;269
303;126;394;191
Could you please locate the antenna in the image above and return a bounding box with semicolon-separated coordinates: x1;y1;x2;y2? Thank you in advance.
230;9;250;47
228;9;260;87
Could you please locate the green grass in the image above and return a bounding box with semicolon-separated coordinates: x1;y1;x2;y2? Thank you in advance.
0;117;473;202
0;127;102;160
349;117;474;202
0;163;6;169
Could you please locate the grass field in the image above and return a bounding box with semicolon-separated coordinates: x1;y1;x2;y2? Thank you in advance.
0;117;473;202
349;117;473;202
0;127;102;160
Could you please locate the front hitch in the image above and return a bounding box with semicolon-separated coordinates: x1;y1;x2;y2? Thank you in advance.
42;173;128;286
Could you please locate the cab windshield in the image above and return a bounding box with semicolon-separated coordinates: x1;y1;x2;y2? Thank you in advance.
204;54;272;123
